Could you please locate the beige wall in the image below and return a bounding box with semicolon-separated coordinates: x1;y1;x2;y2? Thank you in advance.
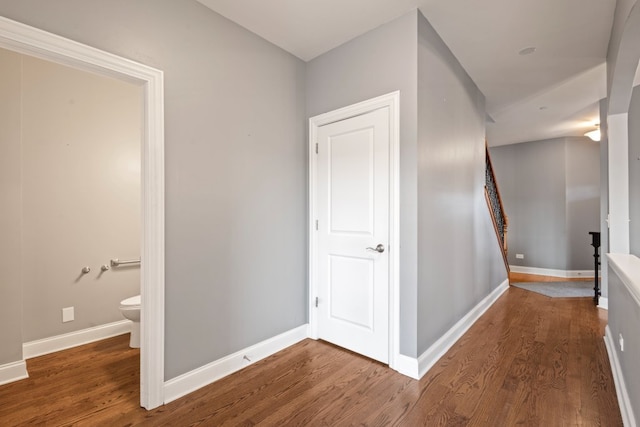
0;48;24;363
1;49;142;352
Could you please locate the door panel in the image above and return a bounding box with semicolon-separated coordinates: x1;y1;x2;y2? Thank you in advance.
329;255;374;329
329;128;374;234
316;107;390;363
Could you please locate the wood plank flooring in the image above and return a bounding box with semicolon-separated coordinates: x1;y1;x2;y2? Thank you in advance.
0;284;622;426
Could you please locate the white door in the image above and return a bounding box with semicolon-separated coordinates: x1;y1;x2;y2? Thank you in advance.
315;107;390;363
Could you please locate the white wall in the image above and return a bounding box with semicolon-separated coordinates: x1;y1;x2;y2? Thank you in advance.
19;54;142;341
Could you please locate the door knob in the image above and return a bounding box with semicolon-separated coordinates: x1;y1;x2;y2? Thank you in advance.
366;244;385;253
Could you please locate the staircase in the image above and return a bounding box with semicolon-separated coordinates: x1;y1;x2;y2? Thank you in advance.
485;144;509;273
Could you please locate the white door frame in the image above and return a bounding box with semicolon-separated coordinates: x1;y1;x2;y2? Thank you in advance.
0;16;165;409
308;91;400;370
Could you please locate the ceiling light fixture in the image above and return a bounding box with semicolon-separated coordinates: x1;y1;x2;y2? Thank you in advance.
518;47;537;55
585;124;601;142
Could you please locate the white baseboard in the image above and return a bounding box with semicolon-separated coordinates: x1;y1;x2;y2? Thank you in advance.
163;324;309;404
393;353;420;379
0;360;28;386
598;297;609;310
23;320;131;359
604;326;636;427
509;265;598;279
390;280;510;380
405;279;509;379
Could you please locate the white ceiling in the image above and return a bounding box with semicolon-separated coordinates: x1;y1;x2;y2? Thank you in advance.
196;0;618;146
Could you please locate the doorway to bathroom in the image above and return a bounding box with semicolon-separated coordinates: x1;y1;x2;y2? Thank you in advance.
10;49;143;353
0;17;165;409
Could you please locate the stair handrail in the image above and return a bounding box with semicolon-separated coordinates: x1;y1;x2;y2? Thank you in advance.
485;142;509;272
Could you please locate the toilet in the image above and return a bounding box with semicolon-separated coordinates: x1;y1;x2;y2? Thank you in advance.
119;295;141;348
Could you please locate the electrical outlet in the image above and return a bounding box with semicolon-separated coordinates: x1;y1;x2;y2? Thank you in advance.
515;254;524;259
619;333;624;352
62;307;74;323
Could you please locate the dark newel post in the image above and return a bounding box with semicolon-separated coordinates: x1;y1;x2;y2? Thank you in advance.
588;231;601;305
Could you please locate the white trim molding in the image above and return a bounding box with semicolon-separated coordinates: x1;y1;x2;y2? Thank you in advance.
597;297;608;310
0;360;28;386
608;113;630;254
604;326;636;427
308;91;401;372
393;354;420;380
23;320;131;359
0;16;165;409
164;325;308;404
607;253;640;307
509;265;597;279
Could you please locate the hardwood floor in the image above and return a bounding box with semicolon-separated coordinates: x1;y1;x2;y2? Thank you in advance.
0;286;621;426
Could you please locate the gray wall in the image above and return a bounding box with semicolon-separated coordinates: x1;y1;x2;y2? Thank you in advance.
607;263;640;422
606;2;640;422
306;11;419;356
306;10;508;358
600;98;610;298
416;12;506;355
490;139;568;269
565;138;602;269
606;0;637;113
0;1;508;374
490;137;600;271
629;85;640;256
0;48;23;365
0;0;307;380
